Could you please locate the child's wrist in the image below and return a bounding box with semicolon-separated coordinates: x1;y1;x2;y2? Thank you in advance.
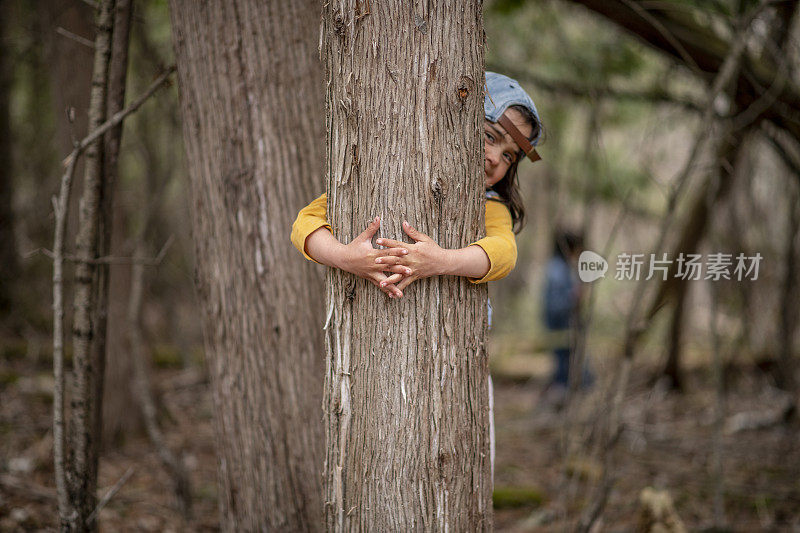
439;249;457;276
331;242;351;272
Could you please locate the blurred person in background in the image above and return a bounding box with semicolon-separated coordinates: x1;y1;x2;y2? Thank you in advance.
540;229;592;408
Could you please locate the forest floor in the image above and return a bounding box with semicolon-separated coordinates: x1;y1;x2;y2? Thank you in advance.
1;341;799;532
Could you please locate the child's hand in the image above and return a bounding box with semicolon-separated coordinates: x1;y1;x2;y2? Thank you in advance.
339;217;413;299
375;221;449;291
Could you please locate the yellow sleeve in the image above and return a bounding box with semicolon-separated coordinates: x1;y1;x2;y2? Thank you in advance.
290;193;331;263
467;199;517;283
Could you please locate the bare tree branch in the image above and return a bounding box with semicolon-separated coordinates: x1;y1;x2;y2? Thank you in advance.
487;65;704;112
51;152;78;523
619;0;702;74
86;466;135;525
62;65;176;169
562;0;800;142
56;27;95;50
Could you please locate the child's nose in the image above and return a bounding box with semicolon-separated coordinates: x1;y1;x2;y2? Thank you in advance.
485;147;499;166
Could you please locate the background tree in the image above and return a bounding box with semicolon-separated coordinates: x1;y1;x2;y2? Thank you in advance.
168;0;326;529
321;1;490;529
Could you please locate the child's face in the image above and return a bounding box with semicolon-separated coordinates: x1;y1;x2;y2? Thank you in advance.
483;107;533;188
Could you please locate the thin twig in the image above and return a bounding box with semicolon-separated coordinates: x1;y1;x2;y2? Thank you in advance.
710;281;726;526
51;153;79;519
762;122;800;190
86;466;135;525
0;474;58;502
500;68;704;112
56;27;95;50
41;235;174;265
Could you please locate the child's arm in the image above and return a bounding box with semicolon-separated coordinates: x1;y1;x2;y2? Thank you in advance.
374;200;516;290
305;219;411;298
291;194;411;298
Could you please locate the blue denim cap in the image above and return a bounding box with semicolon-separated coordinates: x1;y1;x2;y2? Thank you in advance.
484;72;541;152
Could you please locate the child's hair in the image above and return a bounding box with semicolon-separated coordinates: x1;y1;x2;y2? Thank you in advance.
490;104;542;234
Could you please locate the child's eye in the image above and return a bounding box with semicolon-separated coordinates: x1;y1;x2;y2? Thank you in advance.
503;152;513;163
485;131;494;142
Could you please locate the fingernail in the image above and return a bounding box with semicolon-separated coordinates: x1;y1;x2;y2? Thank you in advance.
376;239;383;245
375;258;382;264
402;249;408;254
403;221;408;226
406;268;412;274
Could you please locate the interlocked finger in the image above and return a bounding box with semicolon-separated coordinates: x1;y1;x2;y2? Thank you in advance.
383;265;412;276
375;255;405;266
375;247;408;258
397;275;418;291
371;273;403;298
376;238;407;249
381;272;404;286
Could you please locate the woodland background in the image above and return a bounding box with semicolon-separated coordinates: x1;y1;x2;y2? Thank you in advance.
1;0;799;530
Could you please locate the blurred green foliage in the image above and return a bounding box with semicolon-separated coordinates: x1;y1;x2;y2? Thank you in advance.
492;485;545;508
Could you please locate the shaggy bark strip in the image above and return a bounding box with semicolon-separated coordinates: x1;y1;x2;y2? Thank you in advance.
322;2;489;530
169;1;325;529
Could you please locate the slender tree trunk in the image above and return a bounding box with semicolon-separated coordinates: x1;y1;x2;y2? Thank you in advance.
169;1;325;529
99;0;137;447
664;280;686;390
66;0;115;529
0;0;17;321
128;240;192;515
126;79;192;513
778;186;799;392
102;206;141;445
322;2;489;530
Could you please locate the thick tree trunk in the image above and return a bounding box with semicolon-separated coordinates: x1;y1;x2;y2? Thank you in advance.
169;1;325;529
322;2;489;530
